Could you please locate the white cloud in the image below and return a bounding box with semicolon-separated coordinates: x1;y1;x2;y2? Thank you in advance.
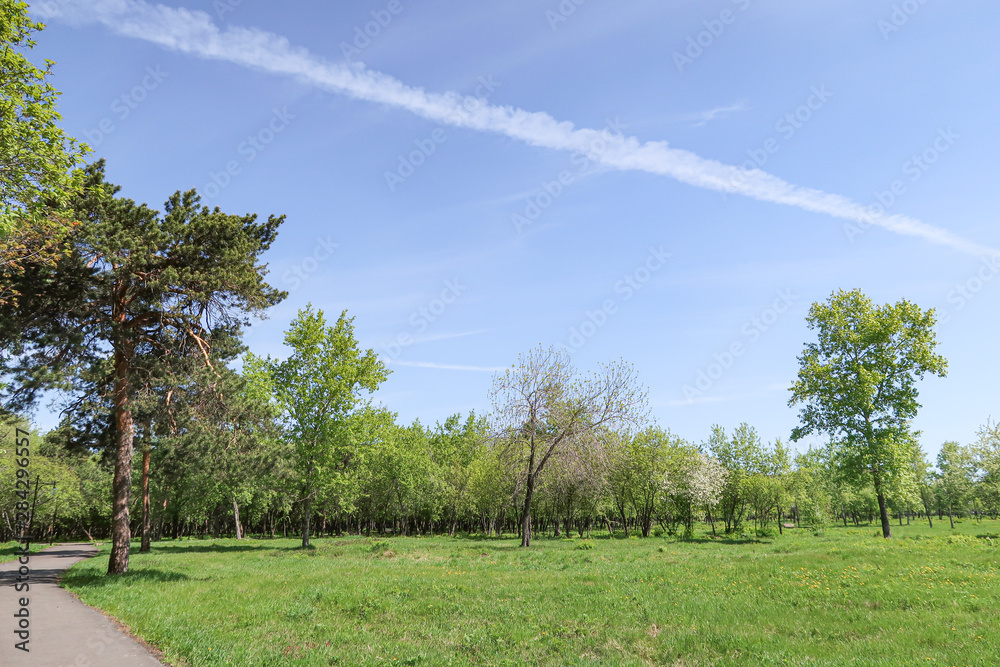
408;330;490;345
47;0;997;257
691;101;748;128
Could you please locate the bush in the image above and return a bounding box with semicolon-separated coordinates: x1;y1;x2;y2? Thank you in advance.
574;541;594;550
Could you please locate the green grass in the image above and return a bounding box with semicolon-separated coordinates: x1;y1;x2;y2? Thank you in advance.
62;521;1000;666
0;539;62;561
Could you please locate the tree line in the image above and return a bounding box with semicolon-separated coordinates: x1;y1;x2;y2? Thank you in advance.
4;404;999;549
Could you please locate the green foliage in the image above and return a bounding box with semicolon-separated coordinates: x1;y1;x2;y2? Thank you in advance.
709;423;785;534
789;289;947;538
0;419;106;540
248;306;389;546
0;0;89;234
1;160;286;411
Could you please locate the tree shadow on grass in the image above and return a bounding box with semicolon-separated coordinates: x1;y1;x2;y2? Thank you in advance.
671;536;772;546
148;542;296;555
61;568;192;589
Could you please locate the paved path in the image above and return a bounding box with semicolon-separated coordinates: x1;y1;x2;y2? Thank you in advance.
0;543;166;666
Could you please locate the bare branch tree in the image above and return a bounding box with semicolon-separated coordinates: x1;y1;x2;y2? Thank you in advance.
489;346;647;547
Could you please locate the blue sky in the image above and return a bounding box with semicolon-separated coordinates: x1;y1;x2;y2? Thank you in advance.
27;0;1000;458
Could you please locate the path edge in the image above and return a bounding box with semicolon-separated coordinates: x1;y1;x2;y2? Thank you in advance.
57;544;175;667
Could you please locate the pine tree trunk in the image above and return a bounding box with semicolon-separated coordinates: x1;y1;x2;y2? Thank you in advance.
108;340;135;575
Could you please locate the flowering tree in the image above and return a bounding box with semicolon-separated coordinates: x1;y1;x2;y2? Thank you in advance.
662;448;728;537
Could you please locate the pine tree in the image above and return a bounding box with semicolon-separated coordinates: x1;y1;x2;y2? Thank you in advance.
0;161;285;573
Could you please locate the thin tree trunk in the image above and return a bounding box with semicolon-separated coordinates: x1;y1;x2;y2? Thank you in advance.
520;475;535;547
140;438;151;553
108;339;135;575
233;496;243;540
948;505;954;529
302;496;312;548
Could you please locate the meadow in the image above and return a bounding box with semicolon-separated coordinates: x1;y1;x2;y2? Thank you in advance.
60;521;1000;666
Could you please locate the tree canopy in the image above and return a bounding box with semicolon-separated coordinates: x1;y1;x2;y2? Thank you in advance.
247;306;389;548
0;0;88;235
789;288;947;538
0;160;285;572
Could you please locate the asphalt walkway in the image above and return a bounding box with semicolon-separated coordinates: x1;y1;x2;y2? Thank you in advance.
0;543;166;666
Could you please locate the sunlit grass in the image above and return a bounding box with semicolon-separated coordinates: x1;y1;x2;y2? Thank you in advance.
62;520;1000;666
0;539;56;560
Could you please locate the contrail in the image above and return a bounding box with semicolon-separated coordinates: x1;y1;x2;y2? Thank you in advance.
43;0;997;257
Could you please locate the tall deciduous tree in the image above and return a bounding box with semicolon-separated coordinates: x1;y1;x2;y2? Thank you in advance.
490;346;647;547
247;306;389;548
607;426;673;538
974;421;1000;517
708;423;768;534
0;161;284;573
936;441;973;529
788;289;947;539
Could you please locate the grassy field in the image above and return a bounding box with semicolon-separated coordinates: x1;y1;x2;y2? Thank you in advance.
61;520;1000;666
